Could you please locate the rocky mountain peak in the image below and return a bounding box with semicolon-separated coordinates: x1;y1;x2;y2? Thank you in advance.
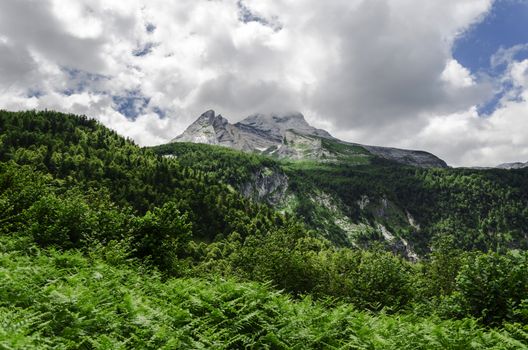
197;109;216;122
194;110;228;127
172;110;448;168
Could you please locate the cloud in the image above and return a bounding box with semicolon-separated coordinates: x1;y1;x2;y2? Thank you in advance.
0;0;526;166
380;58;528;166
442;59;476;88
0;0;107;74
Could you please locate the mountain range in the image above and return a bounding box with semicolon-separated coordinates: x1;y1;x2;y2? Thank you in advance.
173;110;448;168
497;161;528;169
155;110;528;258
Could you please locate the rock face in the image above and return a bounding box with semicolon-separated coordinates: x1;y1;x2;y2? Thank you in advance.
239;167;289;205
496;161;528;169
173;110;448;168
361;145;448;168
173;110;332;152
172;110;247;149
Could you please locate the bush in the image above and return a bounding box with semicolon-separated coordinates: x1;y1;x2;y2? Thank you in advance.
25;194;95;249
131;201;192;273
447;251;528;325
24;191;130;250
320;248;416;311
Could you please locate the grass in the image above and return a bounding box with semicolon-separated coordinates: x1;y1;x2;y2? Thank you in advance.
1;235;526;349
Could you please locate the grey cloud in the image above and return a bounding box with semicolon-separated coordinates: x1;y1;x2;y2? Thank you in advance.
307;0;491;130
0;43;36;89
195;73;300;118
0;0;106;74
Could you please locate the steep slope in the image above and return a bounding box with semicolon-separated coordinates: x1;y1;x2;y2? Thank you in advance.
173;110;448;168
152;142;528;257
0;110;292;244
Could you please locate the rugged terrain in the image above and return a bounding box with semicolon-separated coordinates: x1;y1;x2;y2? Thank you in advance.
173;110;448;168
158;110;528;258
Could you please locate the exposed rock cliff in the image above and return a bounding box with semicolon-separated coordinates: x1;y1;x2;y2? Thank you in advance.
239;167;289;205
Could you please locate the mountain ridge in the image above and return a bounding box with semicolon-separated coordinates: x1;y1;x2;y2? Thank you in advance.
496;161;528;169
172;110;449;168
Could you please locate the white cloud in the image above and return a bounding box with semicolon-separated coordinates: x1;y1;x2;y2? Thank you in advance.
442;59;476;88
510;59;528;88
1;0;527;166
395;58;528;167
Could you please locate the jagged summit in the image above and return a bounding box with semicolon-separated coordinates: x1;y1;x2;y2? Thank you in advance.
172;110;332;153
172;110;448;168
172;110;234;146
196;109;217;123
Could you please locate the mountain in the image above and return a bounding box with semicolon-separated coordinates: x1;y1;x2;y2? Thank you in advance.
173;110;448;168
496;161;528;169
3;109;527;259
158;111;528;258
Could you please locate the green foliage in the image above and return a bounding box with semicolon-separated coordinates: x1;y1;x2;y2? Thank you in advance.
152;142;279;186
131;201;192;273
193;228;416;312
283;157;528;253
25;193;95;248
0;110;290;244
321;248;416;311
231;224;326;295
0;162;54;233
448;251;528;325
1;109;528;346
1;237;526;349
425;234;465;296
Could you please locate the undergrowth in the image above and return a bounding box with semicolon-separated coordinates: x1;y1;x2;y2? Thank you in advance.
1;236;526;349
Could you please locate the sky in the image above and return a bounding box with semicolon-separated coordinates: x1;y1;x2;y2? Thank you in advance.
0;0;527;167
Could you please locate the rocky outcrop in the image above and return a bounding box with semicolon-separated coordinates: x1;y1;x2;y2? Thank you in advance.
496;161;528;169
239;167;288;205
172;110;449;168
172;110;252;150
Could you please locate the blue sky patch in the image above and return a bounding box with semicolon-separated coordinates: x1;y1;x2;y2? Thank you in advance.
453;0;528;75
112;90;151;119
453;0;528;115
146;23;156;34
133;42;156;57
237;1;282;31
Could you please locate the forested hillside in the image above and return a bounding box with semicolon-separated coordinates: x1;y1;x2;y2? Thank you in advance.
1;110;527;348
153;142;528;256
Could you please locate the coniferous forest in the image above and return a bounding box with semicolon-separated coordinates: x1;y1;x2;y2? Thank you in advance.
1;110;528;349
